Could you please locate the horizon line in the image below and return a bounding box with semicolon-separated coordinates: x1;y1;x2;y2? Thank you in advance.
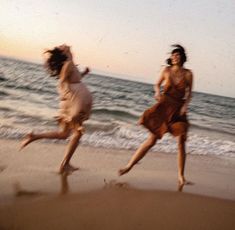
0;54;234;99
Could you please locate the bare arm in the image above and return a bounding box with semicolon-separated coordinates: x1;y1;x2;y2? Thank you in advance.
59;61;73;83
154;68;167;100
180;70;193;115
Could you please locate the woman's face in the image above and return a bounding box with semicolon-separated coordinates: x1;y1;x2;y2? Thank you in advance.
171;52;181;65
58;44;72;58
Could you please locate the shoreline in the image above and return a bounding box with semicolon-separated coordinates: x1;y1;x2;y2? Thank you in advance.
0;120;234;158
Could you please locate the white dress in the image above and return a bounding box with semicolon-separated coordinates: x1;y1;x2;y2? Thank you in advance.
57;65;92;130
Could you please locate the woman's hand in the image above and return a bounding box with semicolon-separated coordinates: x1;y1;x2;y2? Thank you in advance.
154;92;161;101
81;67;90;77
180;104;187;115
84;67;90;75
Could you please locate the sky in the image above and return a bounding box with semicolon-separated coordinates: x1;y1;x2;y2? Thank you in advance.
0;0;235;98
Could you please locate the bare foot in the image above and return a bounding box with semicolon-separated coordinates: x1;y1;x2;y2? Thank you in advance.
118;166;131;176
20;132;34;150
178;183;184;192
59;164;79;174
178;176;186;186
177;177;194;192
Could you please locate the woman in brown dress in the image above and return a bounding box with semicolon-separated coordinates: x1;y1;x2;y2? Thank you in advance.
119;45;193;186
20;44;92;174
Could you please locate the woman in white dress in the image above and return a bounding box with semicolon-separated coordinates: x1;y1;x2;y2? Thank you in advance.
20;45;92;174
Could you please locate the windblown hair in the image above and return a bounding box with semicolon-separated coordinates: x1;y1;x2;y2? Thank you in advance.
166;44;187;66
44;48;68;77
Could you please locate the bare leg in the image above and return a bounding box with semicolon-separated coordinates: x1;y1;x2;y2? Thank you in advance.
178;135;186;186
20;125;70;150
59;129;82;174
119;133;158;176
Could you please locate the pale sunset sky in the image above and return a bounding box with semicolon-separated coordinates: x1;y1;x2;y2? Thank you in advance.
0;0;235;97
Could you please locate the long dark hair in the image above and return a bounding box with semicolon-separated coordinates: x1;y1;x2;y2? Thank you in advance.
166;44;187;66
44;48;68;77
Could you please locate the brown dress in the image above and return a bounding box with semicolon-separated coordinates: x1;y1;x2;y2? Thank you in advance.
139;73;189;139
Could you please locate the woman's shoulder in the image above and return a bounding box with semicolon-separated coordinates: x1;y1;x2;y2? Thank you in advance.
59;60;74;81
182;68;193;84
61;60;74;74
162;66;171;75
163;66;171;71
183;68;192;75
63;60;74;69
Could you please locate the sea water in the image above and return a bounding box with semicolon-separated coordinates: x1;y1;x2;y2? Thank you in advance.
0;57;234;157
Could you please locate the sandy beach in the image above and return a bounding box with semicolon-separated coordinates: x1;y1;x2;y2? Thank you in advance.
0;138;235;230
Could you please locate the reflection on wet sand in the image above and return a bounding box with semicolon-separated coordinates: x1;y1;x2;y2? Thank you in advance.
60;173;195;193
60;172;70;195
59;174;130;196
13;171;195;199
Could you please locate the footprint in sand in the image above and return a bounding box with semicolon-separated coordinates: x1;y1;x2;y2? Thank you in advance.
0;165;6;172
103;179;129;189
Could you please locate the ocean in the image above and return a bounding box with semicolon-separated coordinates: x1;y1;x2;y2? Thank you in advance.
0;56;234;158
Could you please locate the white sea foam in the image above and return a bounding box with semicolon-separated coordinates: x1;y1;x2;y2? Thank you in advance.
81;125;235;158
0;124;234;158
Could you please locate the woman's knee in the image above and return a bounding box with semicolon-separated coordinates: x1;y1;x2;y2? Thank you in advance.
146;135;157;147
72;128;84;139
59;130;70;139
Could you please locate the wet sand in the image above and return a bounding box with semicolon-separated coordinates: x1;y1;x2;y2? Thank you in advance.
0;139;235;229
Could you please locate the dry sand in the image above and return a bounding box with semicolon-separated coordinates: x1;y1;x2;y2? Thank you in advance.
0;139;234;230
